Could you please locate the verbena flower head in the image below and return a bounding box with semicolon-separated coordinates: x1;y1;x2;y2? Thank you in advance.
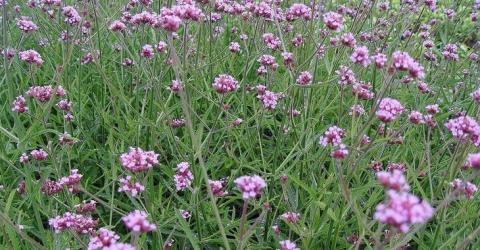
470;89;480;103
104;243;136;250
41;180;63;196
229;42;241;53
31;149;48;160
122;210;156;233
234;175;266;199
158;7;182;32
11;96;28;113
88;228;120;250
409;111;424;124
279;240;300;250
376;170;410;191
262;33;281;50
374;190;434;233
16;16;38;33
319;126;345;147
376;98;405;123
75;200;97;214
296;71;312;86
19;49;43;65
350;46;371;67
445;116;480;147
109;20;127;32
62;6;82;25
450;179;478;199
258;91;281;110
120;147;159;172
59;169;83;193
118;176;145;197
174;162;194;191
49;212;98;234
323;11;344;31
336;65;356;86
465;153;480;169
212;74;239;94
280;212;301;223
140;44;155;59
285;3;311;21
26;85;52;102
340;32;356;47
209;179;228;197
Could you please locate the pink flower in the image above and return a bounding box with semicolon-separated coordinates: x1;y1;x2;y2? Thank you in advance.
169;118;186;128
229;42;241;53
58;169;83;193
281;52;294;67
352;81;374;100
88;228;120;250
279;240;299;250
109;20;126;32
19;153;29;163
120;147;159;172
258;55;276;69
323;12;344;31
285;3;311;21
26;85;53;102
31;149;48;160
349;104;365;116
212;74;239;94
372;53;387;68
130;11;155;25
11;96;28;113
234;175;266;199
296;71;312;86
425;104;439;114
122;210;156;233
209;179;228;197
409;111;424;124
336;65;356;86
118;176;145;197
156;41;168;53
465;153;480;169
445;116;480;147
291;34;303;47
16;16;38;33
158;7;182;32
471;89;480;103
258;91;281;110
319;126;345;147
340;32;356;47
19;49;44;65
262;33;281;50
62;6;81;25
451;179;478;199
392;51;425;79
104;243;136;250
280;212;300;223
376;170;410;191
350;46;370;67
140;44;155;59
49;212;98;234
75;200;97;214
172;3;204;21
56;99;72;111
174;162;194;191
376;98;405;123
331;144;349;159
180;209;191;219
169;80;183;93
41;180;62;196
374;190;433;233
